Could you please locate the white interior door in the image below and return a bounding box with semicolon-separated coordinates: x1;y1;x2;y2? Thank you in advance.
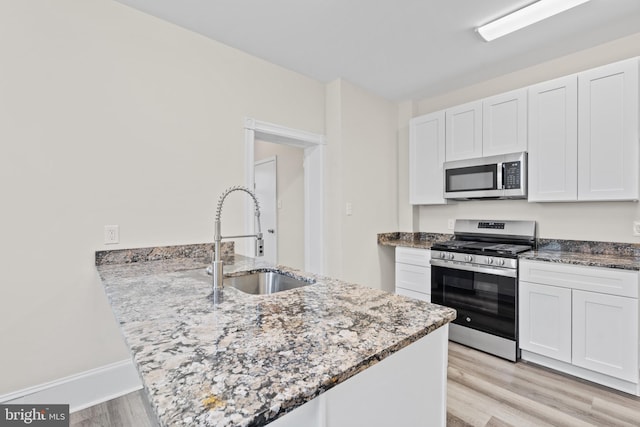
254;157;277;264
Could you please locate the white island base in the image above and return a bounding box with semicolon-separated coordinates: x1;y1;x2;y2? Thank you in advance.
271;324;449;427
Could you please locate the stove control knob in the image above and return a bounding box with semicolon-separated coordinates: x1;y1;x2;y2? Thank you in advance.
448;253;455;260
440;252;447;259
487;257;494;265
497;259;505;266
465;255;473;262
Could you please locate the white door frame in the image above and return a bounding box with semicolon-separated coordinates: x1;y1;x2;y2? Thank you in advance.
244;118;326;274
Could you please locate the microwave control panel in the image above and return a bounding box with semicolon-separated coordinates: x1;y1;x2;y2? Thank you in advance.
503;161;521;189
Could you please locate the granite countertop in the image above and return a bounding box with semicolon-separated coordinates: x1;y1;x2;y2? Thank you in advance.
379;232;640;271
377;232;452;249
97;250;456;427
519;250;640;271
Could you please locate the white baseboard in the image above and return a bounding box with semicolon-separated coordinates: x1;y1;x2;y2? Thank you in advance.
0;359;143;413
521;350;640;396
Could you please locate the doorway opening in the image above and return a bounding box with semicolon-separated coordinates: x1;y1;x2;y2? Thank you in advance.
244;118;325;275
255;142;308;270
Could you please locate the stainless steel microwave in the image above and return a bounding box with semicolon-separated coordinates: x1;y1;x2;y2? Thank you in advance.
443;152;527;200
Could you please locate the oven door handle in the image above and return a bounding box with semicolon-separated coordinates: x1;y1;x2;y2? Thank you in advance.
430;259;517;278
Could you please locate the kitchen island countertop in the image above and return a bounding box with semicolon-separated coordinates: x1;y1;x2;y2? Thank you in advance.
97;250;456;426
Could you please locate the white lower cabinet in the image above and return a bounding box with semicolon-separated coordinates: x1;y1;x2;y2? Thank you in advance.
572;289;638;382
519;281;572;363
395;247;431;302
519;260;640;395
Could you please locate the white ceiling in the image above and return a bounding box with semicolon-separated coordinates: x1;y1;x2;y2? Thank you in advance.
114;0;640;101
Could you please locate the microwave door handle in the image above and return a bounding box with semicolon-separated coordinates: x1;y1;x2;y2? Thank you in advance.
497;162;504;189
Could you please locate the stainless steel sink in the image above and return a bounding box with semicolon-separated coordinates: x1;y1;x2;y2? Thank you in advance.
224;271;315;295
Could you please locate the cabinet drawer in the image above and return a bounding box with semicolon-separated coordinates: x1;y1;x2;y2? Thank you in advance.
520;260;638;298
396;287;431;303
395;247;431;266
396;263;430;294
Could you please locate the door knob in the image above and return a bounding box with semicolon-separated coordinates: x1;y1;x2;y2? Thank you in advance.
267;229;275;234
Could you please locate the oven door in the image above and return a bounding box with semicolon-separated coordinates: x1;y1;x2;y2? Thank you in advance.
430;262;517;340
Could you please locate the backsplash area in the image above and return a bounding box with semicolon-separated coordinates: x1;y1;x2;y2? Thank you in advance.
413;199;640;245
95;242;235;266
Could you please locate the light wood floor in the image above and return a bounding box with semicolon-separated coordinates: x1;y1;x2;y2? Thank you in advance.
446;342;640;426
69;388;158;427
71;342;640;426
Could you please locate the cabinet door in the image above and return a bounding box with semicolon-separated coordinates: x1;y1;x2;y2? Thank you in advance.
395;262;430;294
482;89;528;156
445;101;482;161
409;112;446;205
578;58;639;201
527;75;578;202
572;290;638;382
519;281;572;363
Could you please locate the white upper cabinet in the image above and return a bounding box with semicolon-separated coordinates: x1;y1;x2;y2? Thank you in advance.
407;56;639;205
445;100;482;161
528;57;639;202
577;58;639;201
482;89;528;157
445;90;526;162
528;75;578;202
409;111;446;205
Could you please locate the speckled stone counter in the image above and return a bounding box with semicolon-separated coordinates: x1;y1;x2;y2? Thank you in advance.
379;232;640;271
96;249;456;427
377;232;452;249
520;238;640;271
519;250;640;271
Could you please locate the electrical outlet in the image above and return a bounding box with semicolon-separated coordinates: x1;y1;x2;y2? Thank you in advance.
447;219;455;230
104;225;119;244
345;202;353;216
633;221;640;236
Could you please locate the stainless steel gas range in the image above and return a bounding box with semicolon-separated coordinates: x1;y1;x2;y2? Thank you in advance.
430;219;536;361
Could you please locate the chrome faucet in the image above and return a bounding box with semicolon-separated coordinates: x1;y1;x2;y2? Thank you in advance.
212;186;264;291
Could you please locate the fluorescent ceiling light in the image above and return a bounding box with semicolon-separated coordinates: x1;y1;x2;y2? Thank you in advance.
476;0;592;42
